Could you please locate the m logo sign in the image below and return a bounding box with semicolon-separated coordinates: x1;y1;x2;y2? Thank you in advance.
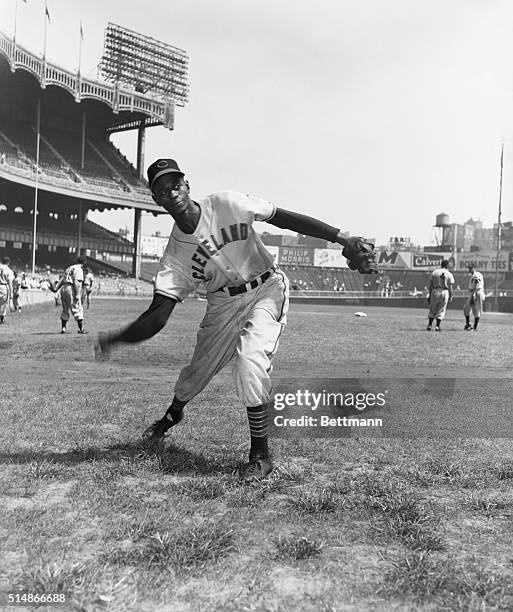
376;251;412;268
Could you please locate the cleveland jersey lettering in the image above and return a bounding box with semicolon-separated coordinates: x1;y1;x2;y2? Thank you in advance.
155;191;275;300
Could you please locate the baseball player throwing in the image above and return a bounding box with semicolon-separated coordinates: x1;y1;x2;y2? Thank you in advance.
94;159;377;482
463;265;485;330
53;255;87;334
426;259;454;331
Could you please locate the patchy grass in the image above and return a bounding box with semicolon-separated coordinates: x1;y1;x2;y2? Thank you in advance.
1;300;512;611
103;522;236;571
286;486;339;514
381;550;513;611
274;535;323;561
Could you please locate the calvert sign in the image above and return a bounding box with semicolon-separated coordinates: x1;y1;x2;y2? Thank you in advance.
456;252;508;271
412;252;453;270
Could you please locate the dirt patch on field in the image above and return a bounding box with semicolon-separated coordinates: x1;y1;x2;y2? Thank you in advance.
0;480;77;510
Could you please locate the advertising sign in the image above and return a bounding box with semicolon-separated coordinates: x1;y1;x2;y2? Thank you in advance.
456;251;508;272
412;252;453;270
278;246;315;266
375;251;412;269
313;249;348;268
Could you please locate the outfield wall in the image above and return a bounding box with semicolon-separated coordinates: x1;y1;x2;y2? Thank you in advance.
289;295;513;313
18;290;55;308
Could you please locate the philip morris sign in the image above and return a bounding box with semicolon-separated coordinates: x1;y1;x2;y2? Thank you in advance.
278;246;315;266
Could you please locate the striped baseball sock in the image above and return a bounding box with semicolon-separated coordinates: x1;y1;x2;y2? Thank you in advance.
247;404;269;458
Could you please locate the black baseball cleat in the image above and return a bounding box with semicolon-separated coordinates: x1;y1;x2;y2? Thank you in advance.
464;324;472;330
435;327;440;332
141;418;170;442
78;329;88;334
239;455;274;483
426;326;431;331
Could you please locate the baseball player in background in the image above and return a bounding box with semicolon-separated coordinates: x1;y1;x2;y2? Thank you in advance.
94;159;377;482
81;267;94;309
12;270;22;313
426;259;454;331
0;256;14;324
53;255;87;334
463;265;485;330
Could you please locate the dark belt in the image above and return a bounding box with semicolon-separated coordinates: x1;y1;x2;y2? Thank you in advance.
217;270;272;296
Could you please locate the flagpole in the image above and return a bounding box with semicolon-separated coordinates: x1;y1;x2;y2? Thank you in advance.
494;143;504;311
43;0;48;61
78;21;83;76
13;0;19;43
32;97;41;277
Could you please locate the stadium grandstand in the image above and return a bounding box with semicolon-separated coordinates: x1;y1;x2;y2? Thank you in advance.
0;23;187;279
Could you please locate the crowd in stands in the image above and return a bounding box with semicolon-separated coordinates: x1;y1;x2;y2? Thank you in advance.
0;118;152;202
282;266;363;292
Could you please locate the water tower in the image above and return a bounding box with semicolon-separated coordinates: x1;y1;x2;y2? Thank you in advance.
434;213;452;250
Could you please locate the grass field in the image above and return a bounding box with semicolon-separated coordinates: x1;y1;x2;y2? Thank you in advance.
1;298;512;612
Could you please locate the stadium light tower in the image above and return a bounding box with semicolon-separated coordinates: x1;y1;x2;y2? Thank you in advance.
99;23;189;105
99;23;189;278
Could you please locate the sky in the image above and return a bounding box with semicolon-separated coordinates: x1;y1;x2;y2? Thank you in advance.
2;0;513;247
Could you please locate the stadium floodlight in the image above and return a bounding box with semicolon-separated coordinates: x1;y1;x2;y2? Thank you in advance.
99;23;189;106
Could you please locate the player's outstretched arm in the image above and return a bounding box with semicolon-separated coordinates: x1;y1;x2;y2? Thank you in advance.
94;293;177;360
267;208;377;274
267;208;340;243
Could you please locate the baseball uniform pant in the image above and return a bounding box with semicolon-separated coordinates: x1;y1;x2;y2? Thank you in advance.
174;269;289;407
81;287;92;306
0;285;9;317
463;291;485;318
60;285;83;321
428;289;449;319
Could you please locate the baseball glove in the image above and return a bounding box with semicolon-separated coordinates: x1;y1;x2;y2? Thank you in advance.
342;236;378;274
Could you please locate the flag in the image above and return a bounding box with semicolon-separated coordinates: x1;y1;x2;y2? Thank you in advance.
21;0;27;4
45;4;50;22
80;22;84;40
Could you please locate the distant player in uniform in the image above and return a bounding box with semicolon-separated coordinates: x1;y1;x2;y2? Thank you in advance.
53;255;87;334
463;265;485;330
81;268;94;309
94;158;377;482
12;270;22;312
426;259;454;331
0;256;14;324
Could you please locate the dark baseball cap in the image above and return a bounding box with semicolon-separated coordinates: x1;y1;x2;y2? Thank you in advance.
147;159;184;190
